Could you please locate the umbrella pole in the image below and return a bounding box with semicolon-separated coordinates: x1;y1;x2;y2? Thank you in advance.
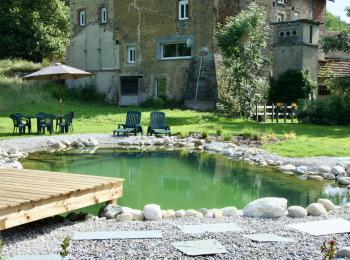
59;97;64;115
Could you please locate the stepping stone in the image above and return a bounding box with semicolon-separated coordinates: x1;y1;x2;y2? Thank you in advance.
178;223;243;234
244;233;295;242
73;230;162;240
287;219;350;236
9;255;62;260
172;239;227;256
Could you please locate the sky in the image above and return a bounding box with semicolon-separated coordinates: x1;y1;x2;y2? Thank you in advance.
327;1;350;22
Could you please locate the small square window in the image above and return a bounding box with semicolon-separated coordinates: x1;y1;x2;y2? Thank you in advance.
277;14;284;22
127;47;136;64
79;10;86;26
101;7;107;23
294;12;299;20
178;0;189;20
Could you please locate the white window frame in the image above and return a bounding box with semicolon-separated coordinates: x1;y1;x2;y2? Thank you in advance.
178;0;189;20
277;0;285;5
161;42;192;60
79;10;86;26
127;47;136;64
293;12;299;20
277;14;284;22
101;7;107;24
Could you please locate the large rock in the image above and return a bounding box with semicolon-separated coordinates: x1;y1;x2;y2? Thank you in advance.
162;209;176;219
322;173;336;180
306;203;327;216
318;165;332;173
288;206;308;218
331;165;346;176
122;207;144;221
243;197;287;218
175;209;186;218
279;164;296;172
338;177;350;185
336;247;350;258
143;204;162;221
317;198;335;211
221;206;238;217
98;204;122;219
185;209;203;218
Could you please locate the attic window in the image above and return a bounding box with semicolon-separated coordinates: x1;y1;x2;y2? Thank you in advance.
178;0;189;20
79;10;86;26
101;7;107;23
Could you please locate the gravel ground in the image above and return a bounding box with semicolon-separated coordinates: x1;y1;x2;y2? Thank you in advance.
0;134;349;259
1;207;350;259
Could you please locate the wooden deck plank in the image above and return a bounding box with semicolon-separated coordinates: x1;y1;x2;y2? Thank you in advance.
0;169;124;230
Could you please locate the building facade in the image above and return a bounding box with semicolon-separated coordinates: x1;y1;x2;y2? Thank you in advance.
66;0;328;106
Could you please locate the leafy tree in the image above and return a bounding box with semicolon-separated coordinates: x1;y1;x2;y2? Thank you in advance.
322;8;350;53
325;11;350;32
0;0;69;62
216;4;270;117
269;69;317;104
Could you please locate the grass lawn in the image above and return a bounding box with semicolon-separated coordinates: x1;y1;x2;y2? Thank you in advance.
0;59;349;158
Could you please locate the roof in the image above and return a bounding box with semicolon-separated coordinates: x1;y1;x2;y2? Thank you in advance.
318;59;350;78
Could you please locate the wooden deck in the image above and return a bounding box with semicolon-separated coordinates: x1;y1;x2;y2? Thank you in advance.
0;168;124;230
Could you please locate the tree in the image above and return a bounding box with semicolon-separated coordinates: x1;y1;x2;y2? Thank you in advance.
269;69;317;104
322;8;350;53
216;4;269;117
325;11;350;32
0;0;69;62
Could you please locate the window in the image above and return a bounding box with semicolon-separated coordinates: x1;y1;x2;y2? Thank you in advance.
309;26;313;44
277;14;284;22
127;47;136;64
294;12;299;20
178;0;189;20
120;77;139;96
277;0;285;4
79;10;86;26
162;42;191;59
101;7;107;23
156;79;167;98
318;85;330;96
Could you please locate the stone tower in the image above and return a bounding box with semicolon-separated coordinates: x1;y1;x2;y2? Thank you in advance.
272;19;320;81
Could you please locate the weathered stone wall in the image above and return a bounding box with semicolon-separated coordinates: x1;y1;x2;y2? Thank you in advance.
114;0;218;103
66;0;119;103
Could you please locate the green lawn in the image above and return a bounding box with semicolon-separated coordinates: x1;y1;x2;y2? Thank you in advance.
1;97;350;158
0;59;349;158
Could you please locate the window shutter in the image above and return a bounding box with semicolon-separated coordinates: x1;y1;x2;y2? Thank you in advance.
188;0;191;19
77;10;80;25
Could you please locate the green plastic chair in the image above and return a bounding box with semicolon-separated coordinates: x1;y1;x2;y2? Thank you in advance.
113;111;143;136
10;114;27;135
147;112;171;136
59;113;73;133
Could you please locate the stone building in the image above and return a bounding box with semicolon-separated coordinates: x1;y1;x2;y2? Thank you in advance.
66;0;329;106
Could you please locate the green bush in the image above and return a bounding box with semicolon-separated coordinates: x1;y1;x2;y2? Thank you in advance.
298;94;350;125
49;83;105;103
141;97;184;109
269;69;316;103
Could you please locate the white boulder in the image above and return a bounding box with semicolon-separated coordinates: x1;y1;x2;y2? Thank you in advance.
143;204;162;221
338;177;350;185
331;165;346;176
322;173;336;180
317;198;335;211
288;206;307;218
243;197;287;218
318;165;331;173
175;209;186;218
185;209;203;218
116;213;133;222
98;204;122;219
279;164;296;172
306;203;327;216
221;206;238;217
162;210;176;219
336;247;350;258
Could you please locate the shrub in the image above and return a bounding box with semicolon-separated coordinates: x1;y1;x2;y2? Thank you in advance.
269;69;316;104
49;83;105;103
141;97;184;109
298;94;350;125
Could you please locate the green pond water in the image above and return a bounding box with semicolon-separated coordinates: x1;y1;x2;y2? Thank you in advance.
21;149;350;214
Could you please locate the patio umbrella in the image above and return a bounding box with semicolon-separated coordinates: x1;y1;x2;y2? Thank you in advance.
23;63;93;114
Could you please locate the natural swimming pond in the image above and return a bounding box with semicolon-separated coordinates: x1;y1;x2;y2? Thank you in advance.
22;149;350;214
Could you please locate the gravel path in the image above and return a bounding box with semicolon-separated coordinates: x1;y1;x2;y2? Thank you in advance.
1;208;350;259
